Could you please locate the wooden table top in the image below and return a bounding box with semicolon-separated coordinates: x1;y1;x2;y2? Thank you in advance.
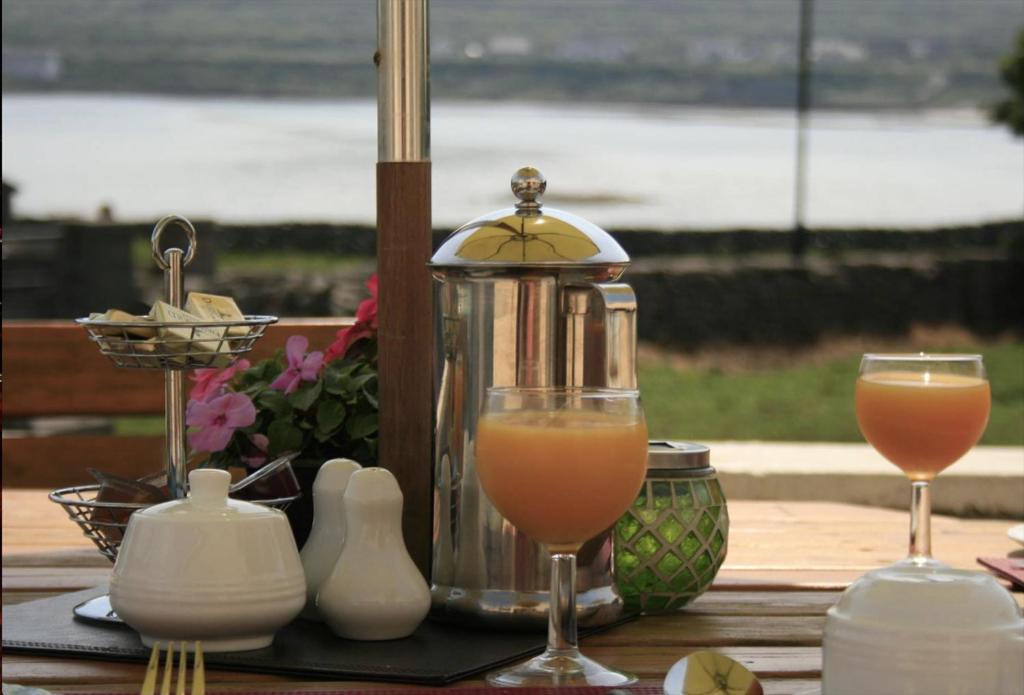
3;488;1021;694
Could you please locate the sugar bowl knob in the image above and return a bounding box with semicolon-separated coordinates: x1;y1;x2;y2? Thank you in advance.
189;468;230;507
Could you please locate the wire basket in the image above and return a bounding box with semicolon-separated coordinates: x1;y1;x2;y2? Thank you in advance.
76;315;277;369
49;484;299;564
71;215;281;502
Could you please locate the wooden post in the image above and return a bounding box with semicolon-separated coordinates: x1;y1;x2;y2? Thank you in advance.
376;0;433;577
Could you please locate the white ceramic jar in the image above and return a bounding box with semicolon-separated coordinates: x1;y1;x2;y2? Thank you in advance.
109;468;305;652
823;565;1024;695
299;458;362;621
317;467;430;640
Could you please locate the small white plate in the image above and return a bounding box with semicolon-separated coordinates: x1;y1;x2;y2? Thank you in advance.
1009;524;1024;547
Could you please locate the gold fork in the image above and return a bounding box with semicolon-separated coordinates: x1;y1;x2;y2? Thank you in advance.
140;641;205;695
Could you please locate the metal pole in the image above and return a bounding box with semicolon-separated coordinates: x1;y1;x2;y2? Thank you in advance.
163;249;187;499
378;0;429;162
376;0;433;577
151;214;197;500
792;0;815;259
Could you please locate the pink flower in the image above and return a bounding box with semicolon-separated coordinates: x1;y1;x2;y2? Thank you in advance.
325;274;378;363
189;359;251;401
270;335;324;395
186;392;257;453
243;434;270;469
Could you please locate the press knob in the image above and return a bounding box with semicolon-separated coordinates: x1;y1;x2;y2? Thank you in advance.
512;166;546;213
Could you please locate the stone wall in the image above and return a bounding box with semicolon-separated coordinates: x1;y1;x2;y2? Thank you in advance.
627;253;1023;350
7;219;1022;349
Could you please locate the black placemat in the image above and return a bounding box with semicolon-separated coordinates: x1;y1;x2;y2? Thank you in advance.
2;586;633;685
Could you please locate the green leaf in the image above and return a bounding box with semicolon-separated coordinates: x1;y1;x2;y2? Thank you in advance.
316;399;346;434
267;419;304;456
289;380;322;411
346;413;379;440
323;368;347;396
363;387;378;409
241;381;269;396
348;373;376;391
257;389;292;417
333;359;362;377
237;357;282;387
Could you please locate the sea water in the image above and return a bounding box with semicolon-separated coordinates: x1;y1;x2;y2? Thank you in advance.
2;93;1021;229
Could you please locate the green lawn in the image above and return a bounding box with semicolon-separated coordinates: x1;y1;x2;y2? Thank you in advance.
640;342;1024;446
119;342;1023;445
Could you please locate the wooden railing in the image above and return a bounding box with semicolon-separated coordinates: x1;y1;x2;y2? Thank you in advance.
2;319;352;487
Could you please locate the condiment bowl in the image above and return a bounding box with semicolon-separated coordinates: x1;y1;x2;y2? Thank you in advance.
822;564;1024;694
110;469;305;652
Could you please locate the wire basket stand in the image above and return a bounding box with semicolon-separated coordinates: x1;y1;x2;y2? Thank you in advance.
51;215;286;622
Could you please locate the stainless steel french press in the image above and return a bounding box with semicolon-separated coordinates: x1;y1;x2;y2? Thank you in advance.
429;167;639;629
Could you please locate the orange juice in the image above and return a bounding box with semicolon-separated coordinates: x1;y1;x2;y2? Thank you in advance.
855;371;990;480
475;409;648;551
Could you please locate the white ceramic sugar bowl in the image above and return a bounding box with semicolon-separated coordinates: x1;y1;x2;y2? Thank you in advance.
109;468;305;652
823;565;1024;695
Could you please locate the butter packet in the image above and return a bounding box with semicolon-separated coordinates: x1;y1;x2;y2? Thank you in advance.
90;309;157;338
149;301;225;364
184;292;248;336
104;336;161;367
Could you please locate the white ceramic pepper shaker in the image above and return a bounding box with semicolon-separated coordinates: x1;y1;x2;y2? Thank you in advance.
298;458;362;621
316;467;430;640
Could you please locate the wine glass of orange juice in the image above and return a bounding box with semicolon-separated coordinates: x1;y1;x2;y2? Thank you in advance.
855;354;990;568
476;387;648;687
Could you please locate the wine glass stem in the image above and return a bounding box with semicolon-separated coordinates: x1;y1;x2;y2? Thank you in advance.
548;552;579;655
908;480;932;563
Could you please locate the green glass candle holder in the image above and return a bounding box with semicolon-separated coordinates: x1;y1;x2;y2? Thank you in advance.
614;442;729;614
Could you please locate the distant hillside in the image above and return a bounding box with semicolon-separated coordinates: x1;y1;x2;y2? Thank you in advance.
2;0;1022;109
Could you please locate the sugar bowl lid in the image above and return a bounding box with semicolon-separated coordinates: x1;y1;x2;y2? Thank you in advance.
648;441;711;470
112;467;300;592
138;468;281;521
430;166;631;269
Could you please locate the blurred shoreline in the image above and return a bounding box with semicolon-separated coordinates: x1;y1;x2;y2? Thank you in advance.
0;88;1000;123
4;93;1022;229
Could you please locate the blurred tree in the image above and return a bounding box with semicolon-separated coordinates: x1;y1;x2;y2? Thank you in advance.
992;29;1024;137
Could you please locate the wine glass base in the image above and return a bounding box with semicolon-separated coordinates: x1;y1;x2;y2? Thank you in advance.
486;648;637;687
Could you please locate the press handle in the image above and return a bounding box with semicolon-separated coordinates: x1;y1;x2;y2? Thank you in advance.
563;283;637;390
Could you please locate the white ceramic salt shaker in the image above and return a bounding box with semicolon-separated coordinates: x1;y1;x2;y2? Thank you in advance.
316;467;430;640
298;458;362;621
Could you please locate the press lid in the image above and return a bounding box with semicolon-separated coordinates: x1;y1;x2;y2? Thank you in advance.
138;468;281;521
430;166;631;269
647;441;711;470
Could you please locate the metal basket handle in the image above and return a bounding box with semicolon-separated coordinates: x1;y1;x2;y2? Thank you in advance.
150;214;197;270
